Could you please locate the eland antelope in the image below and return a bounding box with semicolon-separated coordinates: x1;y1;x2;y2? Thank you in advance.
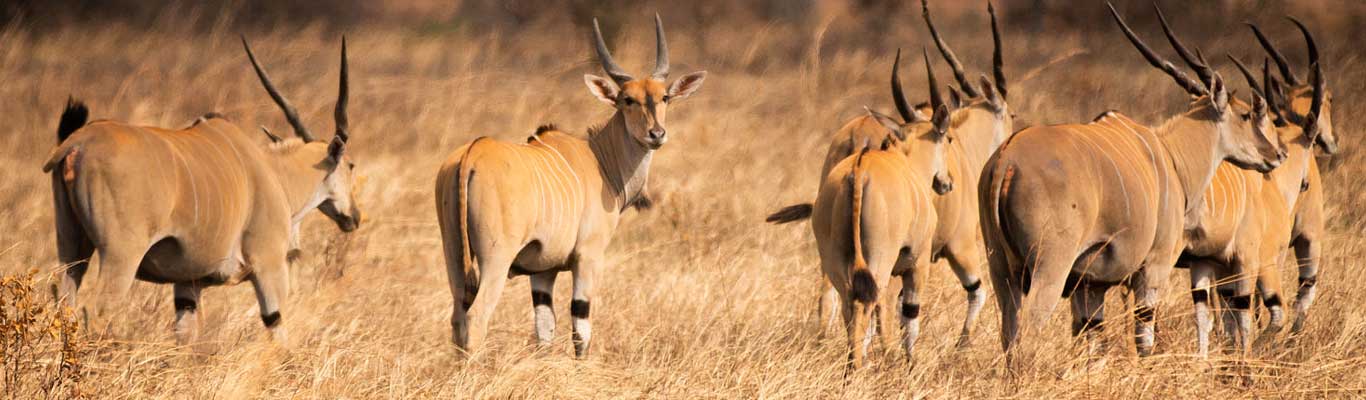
976;4;1284;364
1173;15;1328;356
812;49;955;369
769;1;1011;347
45;38;360;344
435;15;706;357
1243;18;1337;335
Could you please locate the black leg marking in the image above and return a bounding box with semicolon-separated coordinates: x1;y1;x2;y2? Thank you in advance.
1134;306;1155;323
962;279;982;293
463;284;478;311
174;298;198;312
286;249;303;264
901;303;921;319
1228;295;1252;310
570;300;590;319
261;311;282;328
1061;272;1079;298
1217;288;1236;300
1299;276;1318;290
1263;294;1283;309
1191;289;1209;304
531;291;553;307
1072;316;1104;335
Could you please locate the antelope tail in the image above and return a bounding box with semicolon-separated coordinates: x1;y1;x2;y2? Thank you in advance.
43;98;90;173
57;97;88;143
849;149;877;304
456;139;485;285
766;203;813;224
985;157;1021;264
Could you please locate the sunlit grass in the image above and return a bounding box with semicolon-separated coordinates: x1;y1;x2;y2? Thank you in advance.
1;3;1363;398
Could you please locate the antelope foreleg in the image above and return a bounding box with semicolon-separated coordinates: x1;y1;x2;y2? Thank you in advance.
571;255;600;358
1291;236;1319;333
248;263;290;343
1068;282;1107;357
1189;262;1217;358
1128;267;1166;357
530;272;558;346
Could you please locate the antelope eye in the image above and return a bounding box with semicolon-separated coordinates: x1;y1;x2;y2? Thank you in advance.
662;95;672;103
1239;113;1250;121
623;97;638;106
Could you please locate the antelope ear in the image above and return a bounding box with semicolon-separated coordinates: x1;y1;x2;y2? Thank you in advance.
260;126;283;143
327;135;346;163
931;105;951;140
865;107;905;140
880;136;897;151
1302;111;1320;142
1211;75;1229;113
584;74;619;106
979;75;1001;109
666;71;707;101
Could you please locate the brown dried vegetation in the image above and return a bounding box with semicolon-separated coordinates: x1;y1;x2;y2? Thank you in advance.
2;1;1366;398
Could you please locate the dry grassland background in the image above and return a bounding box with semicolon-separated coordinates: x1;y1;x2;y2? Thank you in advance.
2;0;1366;398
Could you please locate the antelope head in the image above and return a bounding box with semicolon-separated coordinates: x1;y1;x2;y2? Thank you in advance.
1109;3;1284;173
868;49;955;195
1229;40;1327;156
244;37;363;232
1216;83;1282;173
584;15;707;150
1247;17;1335;154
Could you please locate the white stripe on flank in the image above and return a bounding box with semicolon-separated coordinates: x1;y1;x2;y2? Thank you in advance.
537;136;583;217
1073;122;1131;218
513;148;549;236
520;147;551;235
1215;168;1229;222
1114;119;1166;218
218;132;250;201
1097;118;1156;210
201;134;235;228
534;141;572;237
169;138;200;226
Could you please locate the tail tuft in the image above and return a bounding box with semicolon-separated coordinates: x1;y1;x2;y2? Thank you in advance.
850;269;878;303
57;97;89;143
766;203;813;224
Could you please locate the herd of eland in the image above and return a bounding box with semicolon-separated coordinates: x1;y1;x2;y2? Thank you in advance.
40;1;1339;372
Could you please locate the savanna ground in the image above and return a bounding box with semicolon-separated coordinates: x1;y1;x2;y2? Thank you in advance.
3;1;1366;398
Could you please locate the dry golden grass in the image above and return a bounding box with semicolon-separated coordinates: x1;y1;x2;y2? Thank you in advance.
2;3;1366;398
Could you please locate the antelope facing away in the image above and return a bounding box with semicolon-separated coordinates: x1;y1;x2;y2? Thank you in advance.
813;49;955;369
1241;18;1338;335
44;38;361;344
1174;14;1328;357
769;0;1011;347
976;4;1283;366
435;15;706;357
